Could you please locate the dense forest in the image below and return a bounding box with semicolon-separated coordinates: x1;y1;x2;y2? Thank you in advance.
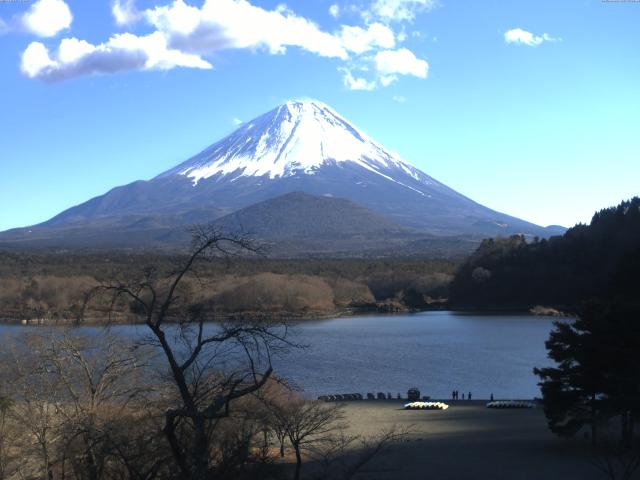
450;197;640;310
0;253;456;322
4;197;639;322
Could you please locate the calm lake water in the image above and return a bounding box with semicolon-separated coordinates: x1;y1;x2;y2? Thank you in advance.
0;311;562;400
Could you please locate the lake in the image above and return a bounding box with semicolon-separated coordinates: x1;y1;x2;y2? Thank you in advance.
0;311;562;400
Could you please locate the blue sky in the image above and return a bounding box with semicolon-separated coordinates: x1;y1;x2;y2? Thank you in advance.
0;0;638;231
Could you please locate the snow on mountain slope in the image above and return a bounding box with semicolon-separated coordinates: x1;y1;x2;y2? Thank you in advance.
0;99;562;249
158;100;436;196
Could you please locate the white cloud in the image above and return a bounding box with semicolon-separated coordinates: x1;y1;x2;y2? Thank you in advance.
0;18;9;35
340;68;376;91
339;22;394;54
232;117;243;125
21;42;57;77
146;0;348;59
22;0;72;38
375;47;428;78
392;95;407;103
57;37;95;64
20;0;350;81
329;4;340;18
370;0;437;22
380;74;397;86
504;28;559;47
21;32;211;82
18;0;431;89
112;0;141;26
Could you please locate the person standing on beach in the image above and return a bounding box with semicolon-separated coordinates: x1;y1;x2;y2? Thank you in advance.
452;390;456;400
462;393;465;400
468;392;472;400
490;393;494;401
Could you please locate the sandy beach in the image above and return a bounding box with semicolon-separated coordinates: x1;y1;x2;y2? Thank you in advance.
338;400;604;479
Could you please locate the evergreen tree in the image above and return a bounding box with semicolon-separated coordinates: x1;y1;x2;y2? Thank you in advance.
451;196;640;310
535;301;640;446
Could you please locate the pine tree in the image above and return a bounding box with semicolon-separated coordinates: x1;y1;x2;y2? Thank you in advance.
535;301;640;446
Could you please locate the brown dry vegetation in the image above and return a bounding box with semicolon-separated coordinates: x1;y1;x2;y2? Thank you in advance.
0;275;98;321
0;252;457;323
214;273;338;313
0;331;407;480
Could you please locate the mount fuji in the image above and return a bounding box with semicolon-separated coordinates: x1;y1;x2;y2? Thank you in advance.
0;100;563;253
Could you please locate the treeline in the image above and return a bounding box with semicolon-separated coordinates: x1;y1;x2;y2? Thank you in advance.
449;197;640;310
0;254;457;322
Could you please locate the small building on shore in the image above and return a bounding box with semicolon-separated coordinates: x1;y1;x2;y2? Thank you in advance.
407;388;421;401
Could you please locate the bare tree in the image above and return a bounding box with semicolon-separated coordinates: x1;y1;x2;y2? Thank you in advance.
267;397;345;480
103;399;175;480
265;392;410;480
85;225;294;480
44;333;150;480
0;334;63;480
0;396;18;480
0;331;153;480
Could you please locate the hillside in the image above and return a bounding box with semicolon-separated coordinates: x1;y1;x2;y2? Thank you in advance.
449;197;640;310
212;192;410;254
216;192;401;237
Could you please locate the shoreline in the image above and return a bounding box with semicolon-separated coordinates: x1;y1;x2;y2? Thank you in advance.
0;303;568;327
319;398;539;404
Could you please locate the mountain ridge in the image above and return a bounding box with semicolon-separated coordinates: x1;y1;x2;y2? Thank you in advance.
0;100;565;253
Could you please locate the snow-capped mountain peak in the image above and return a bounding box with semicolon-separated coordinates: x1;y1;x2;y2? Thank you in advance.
159;100;425;186
2;101;558;248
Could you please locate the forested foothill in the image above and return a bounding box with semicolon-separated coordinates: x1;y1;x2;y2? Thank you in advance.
450;197;640;312
0;251;456;323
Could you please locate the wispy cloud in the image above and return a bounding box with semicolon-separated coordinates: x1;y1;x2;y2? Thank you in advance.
504;28;560;47
339;23;395;54
340;68;376;91
0;18;9;35
340;47;427;91
375;48;428;78
367;0;438;22
112;0;141;27
145;0;348;59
